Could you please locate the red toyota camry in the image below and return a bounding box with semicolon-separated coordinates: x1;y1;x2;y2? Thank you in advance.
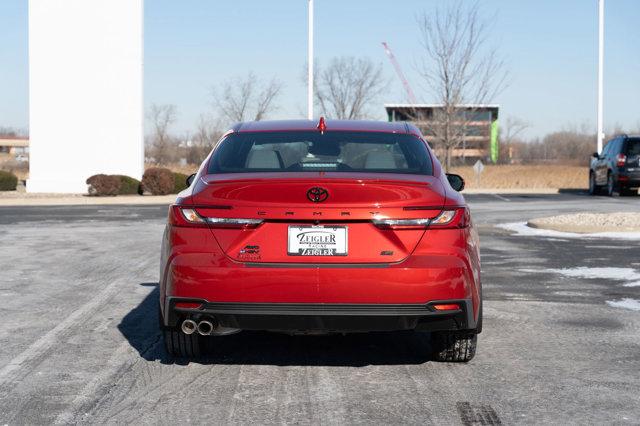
159;119;482;362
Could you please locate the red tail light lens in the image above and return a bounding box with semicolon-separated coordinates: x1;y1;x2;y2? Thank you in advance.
175;302;203;309
372;207;470;230
616;154;627;167
168;206;263;229
432;303;461;311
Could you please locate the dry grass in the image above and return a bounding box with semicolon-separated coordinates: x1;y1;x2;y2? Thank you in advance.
147;163;198;176
450;165;588;189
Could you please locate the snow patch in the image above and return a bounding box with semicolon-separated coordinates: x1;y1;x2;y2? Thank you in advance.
520;267;640;287
606;298;640;311
497;222;640;240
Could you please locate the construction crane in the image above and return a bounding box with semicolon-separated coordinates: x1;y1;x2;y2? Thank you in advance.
381;42;418;105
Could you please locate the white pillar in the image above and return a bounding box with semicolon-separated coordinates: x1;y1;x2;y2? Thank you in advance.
597;0;605;153
307;0;314;120
28;0;144;193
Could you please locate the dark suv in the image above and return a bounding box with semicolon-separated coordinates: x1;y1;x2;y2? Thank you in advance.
589;135;640;196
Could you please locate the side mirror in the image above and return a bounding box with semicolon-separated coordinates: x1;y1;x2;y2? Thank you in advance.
592;152;600;158
446;173;465;192
186;173;196;187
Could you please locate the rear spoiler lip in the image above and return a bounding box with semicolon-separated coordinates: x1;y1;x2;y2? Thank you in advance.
199;173;438;186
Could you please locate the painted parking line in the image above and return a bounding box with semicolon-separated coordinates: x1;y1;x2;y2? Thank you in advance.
491;194;511;202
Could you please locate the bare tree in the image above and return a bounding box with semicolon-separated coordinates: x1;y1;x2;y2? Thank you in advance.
417;2;507;170
212;73;282;124
0;127;18;137
314;56;388;120
501;116;529;163
147;104;178;164
187;115;224;164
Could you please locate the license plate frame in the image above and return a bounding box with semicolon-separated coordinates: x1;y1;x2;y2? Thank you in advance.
287;225;348;256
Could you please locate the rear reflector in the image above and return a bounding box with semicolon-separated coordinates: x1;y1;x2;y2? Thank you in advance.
175;302;203;309
432;303;460;311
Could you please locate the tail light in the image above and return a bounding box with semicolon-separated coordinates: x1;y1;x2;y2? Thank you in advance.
169;206;263;229
429;207;470;229
617;154;627;167
372;207;470;230
371;218;431;230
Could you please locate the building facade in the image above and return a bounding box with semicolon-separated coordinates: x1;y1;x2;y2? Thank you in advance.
0;137;29;158
385;104;499;164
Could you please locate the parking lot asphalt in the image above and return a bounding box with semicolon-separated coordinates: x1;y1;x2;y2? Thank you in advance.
1;193;639;425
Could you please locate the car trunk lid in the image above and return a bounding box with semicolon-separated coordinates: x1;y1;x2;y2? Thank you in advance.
193;172;445;263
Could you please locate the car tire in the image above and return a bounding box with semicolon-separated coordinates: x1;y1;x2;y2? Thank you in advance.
588;173;600;195
159;307;203;358
605;173;615;196
163;327;203;358
431;331;477;362
620;187;638;197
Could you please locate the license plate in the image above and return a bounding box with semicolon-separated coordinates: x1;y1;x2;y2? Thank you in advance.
287;226;348;256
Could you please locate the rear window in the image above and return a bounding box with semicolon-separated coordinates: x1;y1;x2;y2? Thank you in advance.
208;131;433;175
626;138;640;156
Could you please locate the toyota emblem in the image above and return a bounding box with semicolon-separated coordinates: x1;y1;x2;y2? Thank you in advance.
306;187;329;203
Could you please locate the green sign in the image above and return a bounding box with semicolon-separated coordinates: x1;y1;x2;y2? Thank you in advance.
490;120;499;164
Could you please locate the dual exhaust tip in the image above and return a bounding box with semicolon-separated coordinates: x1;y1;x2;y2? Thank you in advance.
181;319;215;336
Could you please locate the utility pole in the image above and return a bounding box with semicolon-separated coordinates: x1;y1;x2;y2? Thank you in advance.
597;0;605;153
307;0;314;120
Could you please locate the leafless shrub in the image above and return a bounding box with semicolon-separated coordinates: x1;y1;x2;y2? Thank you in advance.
141;167;175;195
86;174;121;196
512;130;595;165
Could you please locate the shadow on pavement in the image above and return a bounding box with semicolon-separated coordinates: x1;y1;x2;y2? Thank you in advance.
558;188;588;195
119;283;434;367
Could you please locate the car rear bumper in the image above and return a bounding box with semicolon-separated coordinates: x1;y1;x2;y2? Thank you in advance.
163;298;477;332
163;257;477;307
160;226;482;333
619;170;640;187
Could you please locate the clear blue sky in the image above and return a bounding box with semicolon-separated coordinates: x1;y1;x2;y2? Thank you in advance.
1;0;639;139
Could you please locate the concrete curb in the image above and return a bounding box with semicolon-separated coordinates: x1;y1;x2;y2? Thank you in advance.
527;213;640;234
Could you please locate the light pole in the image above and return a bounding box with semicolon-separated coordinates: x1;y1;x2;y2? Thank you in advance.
307;0;314;120
597;0;605;153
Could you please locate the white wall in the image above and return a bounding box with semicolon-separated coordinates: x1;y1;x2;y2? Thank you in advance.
28;0;143;193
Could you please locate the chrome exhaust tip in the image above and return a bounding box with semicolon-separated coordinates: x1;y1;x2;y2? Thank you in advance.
181;319;197;335
197;320;215;336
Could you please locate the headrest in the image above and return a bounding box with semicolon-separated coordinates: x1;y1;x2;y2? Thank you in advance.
364;150;396;169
